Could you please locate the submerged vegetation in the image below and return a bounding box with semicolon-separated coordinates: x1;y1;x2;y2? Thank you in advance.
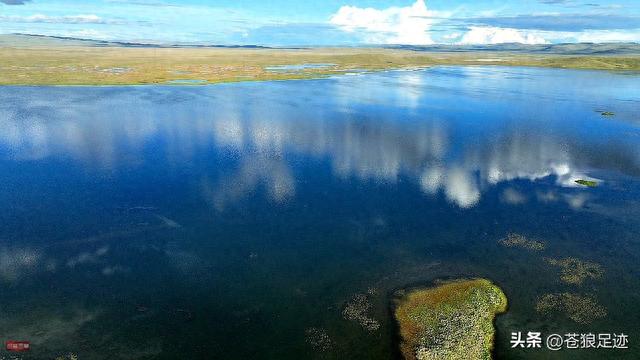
536;293;607;324
54;354;79;360
343;293;381;332
393;279;507;360
305;327;333;352
498;233;546;251
575;179;599;187
545;257;604;285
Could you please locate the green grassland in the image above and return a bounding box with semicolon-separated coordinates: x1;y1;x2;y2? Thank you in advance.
1;36;639;85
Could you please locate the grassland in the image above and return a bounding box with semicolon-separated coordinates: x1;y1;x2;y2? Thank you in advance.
1;37;639;85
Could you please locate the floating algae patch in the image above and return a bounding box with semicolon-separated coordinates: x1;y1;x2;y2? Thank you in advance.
545;257;604;285
575;179;598;187
343;293;380;331
498;233;545;251
393;279;507;360
536;293;607;324
305;327;333;352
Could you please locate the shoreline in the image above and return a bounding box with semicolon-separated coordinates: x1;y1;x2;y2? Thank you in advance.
2;63;639;87
1;45;639;86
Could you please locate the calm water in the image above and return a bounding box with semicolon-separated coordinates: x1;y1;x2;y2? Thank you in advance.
1;67;639;359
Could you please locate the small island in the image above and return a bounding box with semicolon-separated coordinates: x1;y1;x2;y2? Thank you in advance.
575;179;598;187
393;279;507;360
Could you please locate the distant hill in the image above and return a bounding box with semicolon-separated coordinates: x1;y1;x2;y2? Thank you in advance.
0;33;274;49
386;43;640;55
1;34;639;55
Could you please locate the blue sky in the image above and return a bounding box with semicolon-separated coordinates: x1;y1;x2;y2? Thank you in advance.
1;0;639;45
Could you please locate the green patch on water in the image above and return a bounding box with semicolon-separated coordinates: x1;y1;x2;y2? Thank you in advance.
393;279;507;360
575;179;598;187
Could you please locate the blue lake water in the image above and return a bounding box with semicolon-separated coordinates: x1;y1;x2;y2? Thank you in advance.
0;66;639;359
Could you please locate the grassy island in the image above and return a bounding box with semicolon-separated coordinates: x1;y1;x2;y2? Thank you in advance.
393;279;507;360
575;179;599;187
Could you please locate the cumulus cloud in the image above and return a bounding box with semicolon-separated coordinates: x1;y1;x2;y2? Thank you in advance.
574;30;640;43
330;0;437;45
0;14;119;24
465;14;640;32
458;26;549;45
442;32;462;40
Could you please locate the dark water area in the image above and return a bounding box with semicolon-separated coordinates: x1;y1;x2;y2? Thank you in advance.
0;66;639;359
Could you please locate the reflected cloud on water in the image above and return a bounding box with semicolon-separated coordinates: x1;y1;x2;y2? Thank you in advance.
1;66;640;360
0;67;639;210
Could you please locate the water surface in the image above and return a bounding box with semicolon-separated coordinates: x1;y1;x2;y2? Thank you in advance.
0;66;639;359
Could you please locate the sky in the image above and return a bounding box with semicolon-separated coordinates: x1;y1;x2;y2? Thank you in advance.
1;0;639;45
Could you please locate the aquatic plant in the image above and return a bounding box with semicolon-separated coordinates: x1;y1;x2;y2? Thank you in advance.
536;293;607;324
545;257;604;285
600;111;615;117
55;354;79;360
575;179;598;187
305;327;333;352
393;279;507;360
498;233;546;251
343;293;380;331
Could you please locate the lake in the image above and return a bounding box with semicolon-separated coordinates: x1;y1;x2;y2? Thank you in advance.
0;66;639;359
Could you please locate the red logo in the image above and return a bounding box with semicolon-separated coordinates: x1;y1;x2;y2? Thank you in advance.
5;340;30;352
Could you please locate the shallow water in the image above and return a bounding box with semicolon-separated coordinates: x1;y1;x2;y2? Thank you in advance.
0;66;639;359
265;63;336;72
165;79;208;85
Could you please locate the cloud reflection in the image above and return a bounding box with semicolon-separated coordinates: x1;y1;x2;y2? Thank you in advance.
0;70;638;209
0;246;41;282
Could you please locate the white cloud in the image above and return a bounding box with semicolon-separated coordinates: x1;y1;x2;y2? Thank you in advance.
0;14;119;24
458;26;549;45
574;30;640;43
442;32;462;40
329;0;437;45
